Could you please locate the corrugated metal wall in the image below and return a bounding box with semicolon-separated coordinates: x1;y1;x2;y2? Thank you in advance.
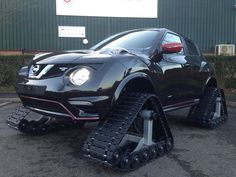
0;0;235;52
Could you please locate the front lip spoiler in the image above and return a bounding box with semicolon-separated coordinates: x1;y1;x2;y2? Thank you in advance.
20;95;99;121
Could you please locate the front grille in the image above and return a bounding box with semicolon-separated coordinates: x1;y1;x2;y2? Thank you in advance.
28;64;73;79
28;63;103;79
41;64;72;78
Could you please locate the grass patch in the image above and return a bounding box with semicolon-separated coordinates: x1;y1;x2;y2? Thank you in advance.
0;86;16;93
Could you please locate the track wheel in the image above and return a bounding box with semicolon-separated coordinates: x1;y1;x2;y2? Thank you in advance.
119;154;131;170
165;138;174;152
39;124;51;134
139;148;150;164
156;143;165;156
130;152;141;169
28;121;40;135
18;119;29;133
111;148;123;165
148;145;158;159
50;122;61;131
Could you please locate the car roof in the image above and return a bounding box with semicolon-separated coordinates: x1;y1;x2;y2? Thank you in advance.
119;28;178;37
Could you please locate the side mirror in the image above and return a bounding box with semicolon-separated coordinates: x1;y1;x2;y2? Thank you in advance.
161;42;183;54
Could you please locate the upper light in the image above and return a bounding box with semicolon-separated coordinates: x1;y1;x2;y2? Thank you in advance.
69;68;90;86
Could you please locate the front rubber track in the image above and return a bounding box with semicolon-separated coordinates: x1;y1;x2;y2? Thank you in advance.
83;92;173;171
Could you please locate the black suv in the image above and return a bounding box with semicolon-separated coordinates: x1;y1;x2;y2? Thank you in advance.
8;28;228;170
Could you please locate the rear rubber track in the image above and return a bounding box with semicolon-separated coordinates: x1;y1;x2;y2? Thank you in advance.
83;92;173;171
188;87;228;129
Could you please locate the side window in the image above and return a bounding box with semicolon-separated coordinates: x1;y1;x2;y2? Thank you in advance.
162;33;184;54
185;39;199;56
163;33;182;44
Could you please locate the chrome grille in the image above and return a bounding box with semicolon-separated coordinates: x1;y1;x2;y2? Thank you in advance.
28;64;71;79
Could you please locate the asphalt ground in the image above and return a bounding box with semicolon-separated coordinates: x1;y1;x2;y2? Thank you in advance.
0;103;235;177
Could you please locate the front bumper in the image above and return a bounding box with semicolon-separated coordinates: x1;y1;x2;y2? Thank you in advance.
19;95;111;121
16;60;126;121
16;78;112;121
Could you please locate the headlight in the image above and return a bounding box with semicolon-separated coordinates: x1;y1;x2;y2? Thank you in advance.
69;68;90;86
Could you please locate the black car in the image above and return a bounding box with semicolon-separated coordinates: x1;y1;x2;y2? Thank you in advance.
7;28;228;170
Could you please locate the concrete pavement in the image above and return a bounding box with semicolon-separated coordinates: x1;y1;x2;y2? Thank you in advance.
0;103;235;177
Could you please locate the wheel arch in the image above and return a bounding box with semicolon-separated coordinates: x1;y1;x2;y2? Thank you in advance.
112;72;155;105
202;77;218;94
205;77;218;88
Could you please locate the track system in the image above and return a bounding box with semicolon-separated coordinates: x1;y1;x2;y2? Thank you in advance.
7;106;85;135
83;92;173;170
188;87;228;129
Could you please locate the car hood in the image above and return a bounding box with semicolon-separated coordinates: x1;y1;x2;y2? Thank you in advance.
32;49;150;66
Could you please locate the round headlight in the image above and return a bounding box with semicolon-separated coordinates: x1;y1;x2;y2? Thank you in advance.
69;68;90;86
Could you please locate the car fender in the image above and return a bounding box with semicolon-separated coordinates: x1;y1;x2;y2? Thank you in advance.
111;72;154;105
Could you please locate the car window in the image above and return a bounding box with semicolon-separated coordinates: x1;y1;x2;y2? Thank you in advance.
162;33;184;54
185;39;200;56
162;33;182;44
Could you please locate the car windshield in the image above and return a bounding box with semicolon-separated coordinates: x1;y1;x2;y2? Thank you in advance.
91;30;159;51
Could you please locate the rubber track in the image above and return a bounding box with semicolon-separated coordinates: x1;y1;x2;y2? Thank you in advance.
7;106;85;135
188;87;228;129
7;106;31;130
83;92;173;170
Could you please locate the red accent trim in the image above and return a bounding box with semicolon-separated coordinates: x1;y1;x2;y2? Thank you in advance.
20;95;99;121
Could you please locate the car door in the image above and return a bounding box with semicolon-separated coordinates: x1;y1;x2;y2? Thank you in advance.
155;32;191;105
184;39;208;98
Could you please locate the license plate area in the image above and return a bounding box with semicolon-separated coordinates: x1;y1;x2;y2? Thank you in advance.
17;84;46;95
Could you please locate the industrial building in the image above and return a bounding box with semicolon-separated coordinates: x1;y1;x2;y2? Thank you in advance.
0;0;236;53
